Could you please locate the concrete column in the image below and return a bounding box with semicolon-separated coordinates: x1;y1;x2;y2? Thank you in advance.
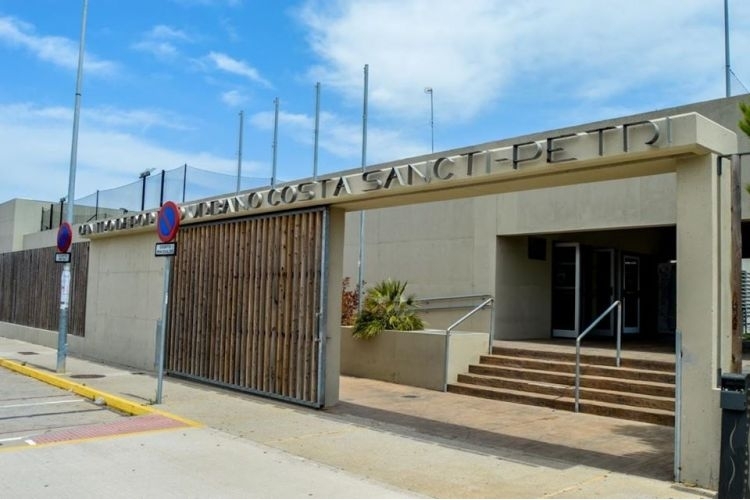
675;152;730;488
324;207;345;407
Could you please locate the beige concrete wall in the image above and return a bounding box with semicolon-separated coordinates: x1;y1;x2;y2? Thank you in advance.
84;232;164;371
324;208;345;407
0;322;90;361
340;326;488;391
22;226;88;251
675;148;734;489
493;174;676;236
0;199;49;253
495;236;551;339
343;197;496;331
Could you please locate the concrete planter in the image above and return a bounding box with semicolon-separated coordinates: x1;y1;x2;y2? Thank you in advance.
340;326;489;391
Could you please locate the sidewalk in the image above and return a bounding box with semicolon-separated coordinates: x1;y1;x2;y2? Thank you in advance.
0;336;714;499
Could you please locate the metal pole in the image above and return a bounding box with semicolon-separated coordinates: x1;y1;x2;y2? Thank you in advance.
725;0;731;97
236;110;244;194
140;175;147;211
159;170;165;207
181;164;187;203
57;0;88;373
674;329;683;482
313;82;321;180
575;336;581;413
271;98;279;187
357;65;369;313
616;301;622;367
425;87;434;153
316;208;330;408
155;255;172;404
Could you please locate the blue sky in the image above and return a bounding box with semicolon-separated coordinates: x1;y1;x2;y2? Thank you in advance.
1;0;749;205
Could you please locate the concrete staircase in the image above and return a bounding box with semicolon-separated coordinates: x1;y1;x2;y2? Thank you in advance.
447;342;675;426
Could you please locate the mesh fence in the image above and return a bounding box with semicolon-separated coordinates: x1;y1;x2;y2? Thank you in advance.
41;165;269;231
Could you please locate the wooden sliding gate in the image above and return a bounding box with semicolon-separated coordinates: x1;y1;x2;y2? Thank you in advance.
165;207;329;407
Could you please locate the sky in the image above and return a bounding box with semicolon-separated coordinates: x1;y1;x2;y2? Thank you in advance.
1;0;749;207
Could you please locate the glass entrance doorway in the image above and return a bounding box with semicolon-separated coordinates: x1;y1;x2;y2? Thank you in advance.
551;243;579;338
551;243;640;338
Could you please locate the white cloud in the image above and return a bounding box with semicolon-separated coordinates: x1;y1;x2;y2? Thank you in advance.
250;109;423;165
0;103;262;204
221;89;249;107
132;24;192;59
0;16;117;75
207;52;272;87
170;0;243;7
296;0;748;125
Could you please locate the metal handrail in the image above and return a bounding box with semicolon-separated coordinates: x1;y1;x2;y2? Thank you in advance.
442;297;494;391
575;300;622;412
415;294;493;311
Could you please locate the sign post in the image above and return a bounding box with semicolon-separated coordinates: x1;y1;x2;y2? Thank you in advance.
55;222;73;264
55;221;74;372
155;201;180;404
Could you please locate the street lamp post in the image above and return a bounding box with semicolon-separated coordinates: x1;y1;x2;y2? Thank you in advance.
424;87;434;153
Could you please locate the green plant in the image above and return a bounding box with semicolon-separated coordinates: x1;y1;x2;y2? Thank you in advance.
352;279;424;339
341;277;361;326
740;100;750;138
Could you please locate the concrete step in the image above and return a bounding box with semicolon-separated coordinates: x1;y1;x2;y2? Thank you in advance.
447;382;674;426
468;364;675;397
478;355;674;384
491;346;675;372
457;373;674;411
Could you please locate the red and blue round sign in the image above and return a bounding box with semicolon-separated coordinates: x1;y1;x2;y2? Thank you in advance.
157;201;181;243
57;222;73;253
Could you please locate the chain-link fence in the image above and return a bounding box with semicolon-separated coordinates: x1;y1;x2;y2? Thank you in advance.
41;164;268;231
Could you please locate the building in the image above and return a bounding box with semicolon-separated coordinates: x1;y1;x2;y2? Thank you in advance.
1;94;748;490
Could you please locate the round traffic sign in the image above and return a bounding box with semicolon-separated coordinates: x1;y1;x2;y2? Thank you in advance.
157;201;181;243
57;222;73;253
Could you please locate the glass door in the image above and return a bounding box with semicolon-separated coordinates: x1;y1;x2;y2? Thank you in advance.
592;248;616;336
552;243;580;338
622;255;640;334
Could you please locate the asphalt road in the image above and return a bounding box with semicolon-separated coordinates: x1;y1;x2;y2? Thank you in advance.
0;367;415;498
0;368;126;450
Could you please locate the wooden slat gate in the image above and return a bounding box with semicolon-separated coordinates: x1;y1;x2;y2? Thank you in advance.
165;207;328;407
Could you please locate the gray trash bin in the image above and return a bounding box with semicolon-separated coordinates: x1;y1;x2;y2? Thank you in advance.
719;373;750;498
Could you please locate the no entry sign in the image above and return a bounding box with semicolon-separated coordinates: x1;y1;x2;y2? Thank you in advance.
157;201;180;243
57;222;73;253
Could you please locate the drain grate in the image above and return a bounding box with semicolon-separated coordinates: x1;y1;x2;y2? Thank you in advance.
17;351;38;355
70;374;105;379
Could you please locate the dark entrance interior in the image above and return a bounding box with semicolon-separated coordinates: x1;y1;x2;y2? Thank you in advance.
549;226;676;341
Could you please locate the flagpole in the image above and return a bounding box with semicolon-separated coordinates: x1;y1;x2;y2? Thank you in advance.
313;82;321;180
724;0;731;97
271;97;279;187
236;110;243;193
357;64;368;312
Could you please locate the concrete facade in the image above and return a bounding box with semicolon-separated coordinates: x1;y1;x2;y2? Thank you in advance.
1;95;748;489
0;199;49;253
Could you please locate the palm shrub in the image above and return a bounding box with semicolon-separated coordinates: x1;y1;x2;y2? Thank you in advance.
352;279;424;339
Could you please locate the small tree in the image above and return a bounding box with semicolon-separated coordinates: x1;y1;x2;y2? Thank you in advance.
742;101;750;197
740;100;750;138
352;279;424;339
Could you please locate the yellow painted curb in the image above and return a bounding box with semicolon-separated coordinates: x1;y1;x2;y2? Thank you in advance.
0;358;201;428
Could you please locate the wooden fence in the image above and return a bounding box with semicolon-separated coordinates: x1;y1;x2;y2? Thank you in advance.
166;208;326;406
0;243;89;336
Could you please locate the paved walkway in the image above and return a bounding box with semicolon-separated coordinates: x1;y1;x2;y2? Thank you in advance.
0;336;714;498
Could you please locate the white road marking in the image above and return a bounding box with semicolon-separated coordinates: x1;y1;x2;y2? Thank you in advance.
0;399;82;410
